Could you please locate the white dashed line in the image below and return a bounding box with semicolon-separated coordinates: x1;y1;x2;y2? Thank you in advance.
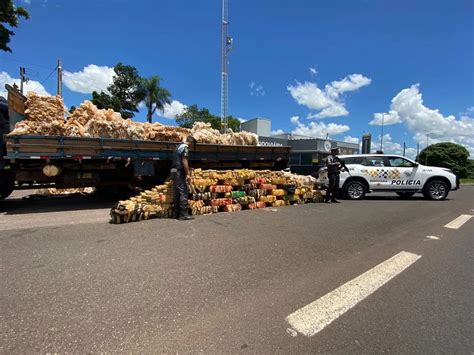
286;251;421;337
444;214;473;229
425;235;440;240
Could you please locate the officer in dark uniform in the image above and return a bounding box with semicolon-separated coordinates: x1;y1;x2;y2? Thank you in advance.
171;135;196;220
325;147;345;203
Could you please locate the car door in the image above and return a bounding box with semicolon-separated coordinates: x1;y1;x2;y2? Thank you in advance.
386;156;423;190
359;156;391;189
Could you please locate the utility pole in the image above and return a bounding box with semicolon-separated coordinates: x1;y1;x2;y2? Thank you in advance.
416;143;419;162
57;59;62;97
220;0;232;132
425;133;429;165
19;67;27;94
403;142;406;157
379;113;385;152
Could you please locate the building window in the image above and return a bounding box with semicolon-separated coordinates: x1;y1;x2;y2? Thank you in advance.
300;153;312;165
290;154;300;165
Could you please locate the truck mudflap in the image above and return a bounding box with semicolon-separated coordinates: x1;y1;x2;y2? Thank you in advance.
0;169;15;199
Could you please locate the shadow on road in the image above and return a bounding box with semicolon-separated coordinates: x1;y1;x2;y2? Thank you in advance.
345;194;451;202
0;193;119;215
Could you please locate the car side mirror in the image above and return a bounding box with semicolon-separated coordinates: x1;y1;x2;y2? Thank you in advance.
414;162;419;167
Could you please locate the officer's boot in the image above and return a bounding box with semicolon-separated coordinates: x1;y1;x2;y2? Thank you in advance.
178;200;194;221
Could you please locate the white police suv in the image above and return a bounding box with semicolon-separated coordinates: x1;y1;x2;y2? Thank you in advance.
317;154;459;200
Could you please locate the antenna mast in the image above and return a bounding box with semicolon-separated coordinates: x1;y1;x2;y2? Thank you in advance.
221;0;232;132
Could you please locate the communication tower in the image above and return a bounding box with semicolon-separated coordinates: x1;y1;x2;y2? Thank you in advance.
220;0;233;132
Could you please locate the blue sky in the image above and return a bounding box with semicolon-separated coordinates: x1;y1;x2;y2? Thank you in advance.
1;0;473;157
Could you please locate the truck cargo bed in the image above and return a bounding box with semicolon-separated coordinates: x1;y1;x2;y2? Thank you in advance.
5;135;291;162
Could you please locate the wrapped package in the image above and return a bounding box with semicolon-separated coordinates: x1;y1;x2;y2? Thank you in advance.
210;198;233;207
259;184;277;190
272;200;290;207
270;189;286;196
259;195;277;204
209;185;233;193
223;203;242;212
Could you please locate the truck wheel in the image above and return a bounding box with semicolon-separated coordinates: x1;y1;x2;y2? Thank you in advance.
396;192;415;199
0;171;15;200
344;180;366;200
423;180;449;200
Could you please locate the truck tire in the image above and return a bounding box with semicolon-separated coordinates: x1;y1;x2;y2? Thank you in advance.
0;171;15;200
344;180;366;200
423;180;449;200
396;192;415;199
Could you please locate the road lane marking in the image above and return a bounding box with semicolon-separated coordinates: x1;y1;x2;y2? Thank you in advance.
444;214;473;229
286;251;421;337
425;235;440;240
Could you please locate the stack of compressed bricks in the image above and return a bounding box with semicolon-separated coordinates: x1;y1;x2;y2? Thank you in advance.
110;169;322;223
110;183;174;223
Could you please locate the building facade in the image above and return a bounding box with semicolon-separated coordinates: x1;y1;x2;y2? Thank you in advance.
259;135;359;174
241;118;359;174
240;118;271;137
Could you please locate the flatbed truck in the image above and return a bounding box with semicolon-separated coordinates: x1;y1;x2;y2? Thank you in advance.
0;86;290;199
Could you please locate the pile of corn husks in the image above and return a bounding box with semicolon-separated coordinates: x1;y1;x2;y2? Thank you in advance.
110;169;321;223
9;93;258;145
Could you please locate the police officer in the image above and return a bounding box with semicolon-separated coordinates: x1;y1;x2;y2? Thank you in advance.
171;135;196;220
325;147;345;203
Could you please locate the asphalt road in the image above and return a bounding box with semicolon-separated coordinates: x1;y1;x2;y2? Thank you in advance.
1;188;473;353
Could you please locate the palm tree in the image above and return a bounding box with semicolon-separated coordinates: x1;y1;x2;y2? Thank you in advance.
141;76;172;123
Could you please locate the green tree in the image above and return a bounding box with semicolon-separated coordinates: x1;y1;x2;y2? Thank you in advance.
176;104;216;128
227;116;242;132
140;76;171;123
467;160;474;179
91;63;144;119
0;0;29;52
418;142;470;177
176;104;241;132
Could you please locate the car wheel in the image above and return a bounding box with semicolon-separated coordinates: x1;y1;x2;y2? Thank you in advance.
345;180;366;200
396;192;415;199
423;180;449;200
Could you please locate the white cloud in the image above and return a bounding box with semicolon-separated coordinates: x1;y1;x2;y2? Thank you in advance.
63;64;114;94
22;0;31;4
373;84;474;156
344;135;360;144
370;110;402;125
157;100;187;119
311;104;348;119
287;73;371;118
326;74;372;98
249;81;265;96
309;67;318;76
290;115;300;124
237;117;247;123
379;134;417;160
0;71;50;98
290;116;350;138
271;129;285;136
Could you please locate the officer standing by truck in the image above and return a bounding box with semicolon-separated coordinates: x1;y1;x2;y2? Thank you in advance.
325;147;344;203
171;135;196;220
